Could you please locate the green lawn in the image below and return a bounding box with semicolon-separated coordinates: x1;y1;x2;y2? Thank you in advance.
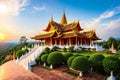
61;51;114;57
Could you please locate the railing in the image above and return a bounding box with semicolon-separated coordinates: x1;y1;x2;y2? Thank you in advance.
16;45;46;71
15;44;103;71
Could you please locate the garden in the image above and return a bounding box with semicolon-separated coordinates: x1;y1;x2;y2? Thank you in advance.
35;45;120;80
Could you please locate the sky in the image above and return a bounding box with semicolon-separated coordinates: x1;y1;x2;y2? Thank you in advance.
0;0;120;42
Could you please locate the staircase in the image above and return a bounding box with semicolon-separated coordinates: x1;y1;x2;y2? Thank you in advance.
15;44;100;71
16;45;47;71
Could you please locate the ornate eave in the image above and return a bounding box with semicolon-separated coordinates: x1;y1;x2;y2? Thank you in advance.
81;29;100;40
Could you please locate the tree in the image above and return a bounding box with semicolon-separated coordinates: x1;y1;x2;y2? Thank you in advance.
16;50;24;58
41;54;49;63
44;47;51;54
47;52;64;66
71;56;91;72
27;43;33;48
107;37;117;49
102;42;109;49
51;46;59;51
89;54;105;72
23;48;29;54
68;46;74;52
19;36;28;47
35;56;41;65
67;56;75;66
41;54;49;66
102;56;120;73
62;47;67;52
63;52;73;63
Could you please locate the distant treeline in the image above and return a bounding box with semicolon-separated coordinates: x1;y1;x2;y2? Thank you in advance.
94;37;120;50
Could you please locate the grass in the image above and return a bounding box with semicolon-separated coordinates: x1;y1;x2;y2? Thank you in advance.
64;69;79;77
60;49;119;57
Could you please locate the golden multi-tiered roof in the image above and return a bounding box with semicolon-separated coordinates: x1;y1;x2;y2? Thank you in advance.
32;13;99;40
32;13;100;45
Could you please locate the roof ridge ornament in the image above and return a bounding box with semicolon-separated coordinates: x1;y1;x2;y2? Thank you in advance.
60;12;67;25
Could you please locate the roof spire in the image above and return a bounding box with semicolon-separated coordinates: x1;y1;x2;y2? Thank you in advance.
60;12;67;25
110;43;116;53
51;16;53;21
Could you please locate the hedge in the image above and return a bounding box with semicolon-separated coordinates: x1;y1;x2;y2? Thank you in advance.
102;56;120;73
68;46;74;52
63;52;73;63
44;47;51;54
89;54;105;72
16;50;24;58
67;56;75;66
41;54;49;63
71;56;91;72
47;52;64;66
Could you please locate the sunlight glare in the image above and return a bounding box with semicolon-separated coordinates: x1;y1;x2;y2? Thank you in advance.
0;33;5;40
0;4;8;14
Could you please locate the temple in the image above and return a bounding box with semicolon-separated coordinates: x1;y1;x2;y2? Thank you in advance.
31;13;100;46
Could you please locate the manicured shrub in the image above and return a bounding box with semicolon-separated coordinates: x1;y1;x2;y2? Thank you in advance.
63;52;73;63
89;54;105;72
68;46;74;52
23;48;29;54
35;56;41;65
67;56;75;66
44;47;51;54
16;50;24;58
102;56;120;73
71;56;91;72
85;55;90;59
105;50;111;54
81;47;86;51
90;48;96;51
51;46;59;51
47;52;64;66
41;54;49;63
63;47;67;52
27;43;32;48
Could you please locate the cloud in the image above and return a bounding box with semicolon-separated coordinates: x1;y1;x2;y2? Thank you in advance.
33;6;46;11
84;6;120;40
0;0;29;16
85;6;120;28
99;18;120;40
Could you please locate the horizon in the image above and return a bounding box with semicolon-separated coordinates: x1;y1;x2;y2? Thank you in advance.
0;0;120;42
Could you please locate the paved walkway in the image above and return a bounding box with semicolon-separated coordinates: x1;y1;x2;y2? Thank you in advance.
32;66;76;80
32;65;106;80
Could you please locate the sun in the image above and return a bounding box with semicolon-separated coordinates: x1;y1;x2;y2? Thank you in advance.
0;33;5;40
0;4;8;14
